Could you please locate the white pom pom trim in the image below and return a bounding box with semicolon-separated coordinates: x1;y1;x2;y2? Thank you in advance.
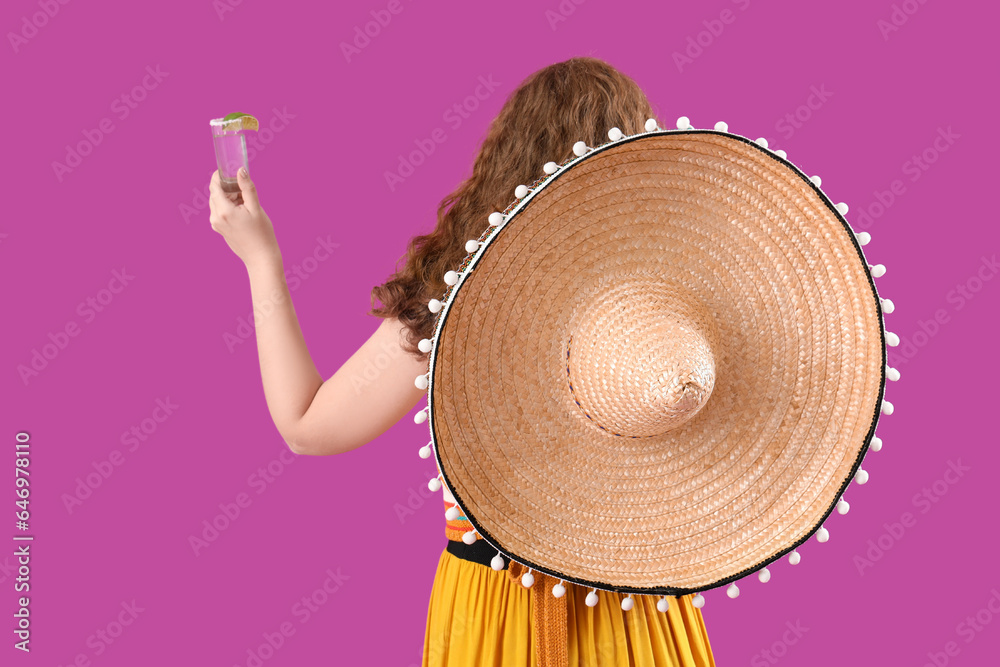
727;583;740;599
837;498;851;515
418;443;432;459
521;570;535;587
645;118;659;132
444;270;459;286
465;239;480;253
608;127;624;141
881;400;894;415
870;264;887;278
692;593;705;608
621;595;634;611
676;116;692;130
856;231;871;246
418;338;433;353
414;374;429;390
542;162;558;175
462;530;477;545
881;298;895;314
657;596;670;613
835;202;849;215
413;407;428;424
573;141;589;157
552;581;566;598
886;331;900;347
758;567;771;583
445;504;460;521
488;211;505;225
755;137;769;148
788;550;801;565
714;121;728;132
855;468;869;485
816;526;830;543
774;149;787;159
514;184;529;199
870;435;883;452
809;175;822;187
427;475;441;492
585;589;599;607
428;298;443;314
491;553;505;571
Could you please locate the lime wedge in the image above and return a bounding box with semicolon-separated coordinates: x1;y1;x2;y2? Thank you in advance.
219;112;259;132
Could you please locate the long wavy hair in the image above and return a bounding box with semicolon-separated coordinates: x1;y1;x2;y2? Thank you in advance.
369;57;662;361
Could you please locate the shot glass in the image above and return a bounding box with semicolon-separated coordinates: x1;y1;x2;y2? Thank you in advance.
210;117;249;195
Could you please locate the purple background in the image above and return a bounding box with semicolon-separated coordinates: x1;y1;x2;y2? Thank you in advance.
3;0;997;665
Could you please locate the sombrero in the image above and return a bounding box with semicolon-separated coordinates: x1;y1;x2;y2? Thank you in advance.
411;116;899;613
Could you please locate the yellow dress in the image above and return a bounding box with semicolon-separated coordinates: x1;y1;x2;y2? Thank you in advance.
422;499;717;667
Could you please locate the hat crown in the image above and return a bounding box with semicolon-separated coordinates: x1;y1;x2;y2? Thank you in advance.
567;280;716;438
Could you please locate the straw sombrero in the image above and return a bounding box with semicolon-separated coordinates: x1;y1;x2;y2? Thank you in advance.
411;116;899;612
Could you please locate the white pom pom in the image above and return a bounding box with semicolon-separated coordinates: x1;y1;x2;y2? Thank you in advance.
428;298;442;314
465;239;480;253
855;467;870;485
657;596;670;613
418;338;433;353
491;554;505;571
692;593;705;609
775;149;787;159
621;595;634;611
462;530;477;545
885;331;900;347
837;498;851;515
552;582;566;598
788;550;801;565
445;504;460;520
835;202;850;215
414;408;428;424
758;567;771;583
886;366;900;382
427;476;441;492
489;211;505;226
419;444;432;459
809;175;822;187
881;298;895;314
870;264;887;278
755;137;769;148
714;121;728;132
414;374;428;390
572;141;588;156
870;435;883;452
816;526;830;543
645;118;659;132
585;590;599;607
727;583;740;599
676;116;691;130
444;270;459;286
881;400;894;415
542;162;558;175
856;231;871;246
521;571;535;587
515;184;529;199
608;127;623;141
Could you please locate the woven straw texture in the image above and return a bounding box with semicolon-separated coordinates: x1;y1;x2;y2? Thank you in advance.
430;131;884;592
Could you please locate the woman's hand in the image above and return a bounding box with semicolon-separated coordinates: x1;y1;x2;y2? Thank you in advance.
208;168;281;267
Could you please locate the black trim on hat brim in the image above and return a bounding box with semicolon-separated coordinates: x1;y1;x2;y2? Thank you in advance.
425;128;888;597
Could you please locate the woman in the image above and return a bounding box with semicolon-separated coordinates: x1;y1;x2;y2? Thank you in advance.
208;56;716;666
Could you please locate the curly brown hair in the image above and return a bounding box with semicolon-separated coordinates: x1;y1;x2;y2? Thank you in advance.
368;56;662;361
